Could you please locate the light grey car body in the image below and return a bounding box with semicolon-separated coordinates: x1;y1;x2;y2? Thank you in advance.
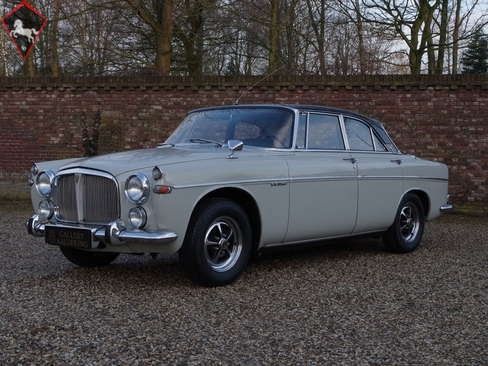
27;104;452;286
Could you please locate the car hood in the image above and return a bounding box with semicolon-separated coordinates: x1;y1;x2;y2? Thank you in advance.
58;145;263;177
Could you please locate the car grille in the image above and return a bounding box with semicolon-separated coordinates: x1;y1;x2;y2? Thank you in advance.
55;173;120;224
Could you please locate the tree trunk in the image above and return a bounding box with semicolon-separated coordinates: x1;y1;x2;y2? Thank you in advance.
176;0;205;76
126;0;174;75
155;0;174;75
452;0;462;74
268;0;279;74
1;22;8;76
435;0;449;74
355;0;366;75
21;0;35;76
51;0;62;76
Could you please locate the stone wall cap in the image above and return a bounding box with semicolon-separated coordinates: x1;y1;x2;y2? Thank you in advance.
1;74;488;89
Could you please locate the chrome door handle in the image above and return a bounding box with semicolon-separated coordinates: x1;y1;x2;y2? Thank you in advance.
343;158;356;164
391;159;402;165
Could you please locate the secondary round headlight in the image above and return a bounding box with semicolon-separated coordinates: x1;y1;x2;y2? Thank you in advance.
125;173;150;204
129;207;147;229
38;199;54;220
36;170;55;197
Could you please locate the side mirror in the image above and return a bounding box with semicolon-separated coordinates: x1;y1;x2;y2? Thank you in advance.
227;140;244;159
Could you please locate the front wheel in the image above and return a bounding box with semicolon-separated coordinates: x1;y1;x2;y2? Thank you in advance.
383;194;425;253
60;246;120;267
179;198;252;287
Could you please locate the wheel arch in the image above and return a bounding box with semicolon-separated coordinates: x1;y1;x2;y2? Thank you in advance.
405;189;430;217
194;187;262;253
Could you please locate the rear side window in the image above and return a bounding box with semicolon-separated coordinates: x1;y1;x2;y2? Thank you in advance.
344;118;374;151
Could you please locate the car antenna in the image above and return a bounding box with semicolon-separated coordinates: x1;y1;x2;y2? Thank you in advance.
234;65;285;105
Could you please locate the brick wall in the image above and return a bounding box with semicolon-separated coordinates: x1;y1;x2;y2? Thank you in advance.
1;75;487;214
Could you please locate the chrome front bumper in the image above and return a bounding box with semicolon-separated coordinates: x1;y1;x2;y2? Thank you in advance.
27;215;178;248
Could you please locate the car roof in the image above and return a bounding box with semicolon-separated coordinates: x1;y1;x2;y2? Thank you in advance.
187;104;399;153
190;103;384;130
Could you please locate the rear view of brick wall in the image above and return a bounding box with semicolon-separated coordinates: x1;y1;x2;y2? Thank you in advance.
0;75;486;213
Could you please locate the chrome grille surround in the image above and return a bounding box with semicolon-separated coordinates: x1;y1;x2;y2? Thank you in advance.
53;169;120;225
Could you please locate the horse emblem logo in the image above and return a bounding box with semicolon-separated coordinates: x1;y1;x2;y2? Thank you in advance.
11;19;39;44
2;1;47;60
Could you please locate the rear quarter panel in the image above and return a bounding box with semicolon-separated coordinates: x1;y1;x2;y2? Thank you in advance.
401;155;450;220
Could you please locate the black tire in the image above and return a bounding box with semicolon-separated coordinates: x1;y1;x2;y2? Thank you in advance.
60;246;119;267
179;198;252;287
383;193;425;253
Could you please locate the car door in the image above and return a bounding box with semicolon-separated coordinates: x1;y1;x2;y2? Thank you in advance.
344;116;404;233
284;112;358;243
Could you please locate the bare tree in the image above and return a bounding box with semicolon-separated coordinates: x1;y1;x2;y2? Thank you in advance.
1;0;487;76
355;0;441;74
172;0;220;76
123;0;174;75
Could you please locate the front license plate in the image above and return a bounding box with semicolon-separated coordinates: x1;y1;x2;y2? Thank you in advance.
45;226;92;249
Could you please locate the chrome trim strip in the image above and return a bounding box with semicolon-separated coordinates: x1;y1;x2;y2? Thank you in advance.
172;175;406;189
75;173;84;222
172;174;446;190
172;176;360;189
290;176;358;183
404;176;449;182
173;177;290;189
357;175;404;180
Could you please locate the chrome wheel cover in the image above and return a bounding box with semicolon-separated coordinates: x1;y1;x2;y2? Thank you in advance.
399;202;420;243
204;216;242;272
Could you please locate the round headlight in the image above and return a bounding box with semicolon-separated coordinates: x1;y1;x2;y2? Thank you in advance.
38;199;54;220
129;207;147;229
125;173;150;204
36;170;55;197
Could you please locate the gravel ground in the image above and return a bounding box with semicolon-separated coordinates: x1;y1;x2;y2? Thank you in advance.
1;200;487;365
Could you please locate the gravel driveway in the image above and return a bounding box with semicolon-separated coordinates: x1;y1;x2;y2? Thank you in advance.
1;201;487;365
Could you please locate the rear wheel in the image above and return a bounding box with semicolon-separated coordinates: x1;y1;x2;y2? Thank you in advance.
383;194;425;253
179;198;252;287
60;246;119;267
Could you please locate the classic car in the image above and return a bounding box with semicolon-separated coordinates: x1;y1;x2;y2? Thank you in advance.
27;104;452;286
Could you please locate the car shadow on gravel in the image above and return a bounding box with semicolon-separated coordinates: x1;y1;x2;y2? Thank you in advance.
54;253;195;288
38;236;386;291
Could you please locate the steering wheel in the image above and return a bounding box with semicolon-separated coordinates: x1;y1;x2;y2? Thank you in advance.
258;134;285;148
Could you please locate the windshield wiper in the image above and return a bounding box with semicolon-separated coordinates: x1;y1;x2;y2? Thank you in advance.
189;138;223;147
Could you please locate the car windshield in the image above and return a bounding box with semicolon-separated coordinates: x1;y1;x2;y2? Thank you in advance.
165;107;295;148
